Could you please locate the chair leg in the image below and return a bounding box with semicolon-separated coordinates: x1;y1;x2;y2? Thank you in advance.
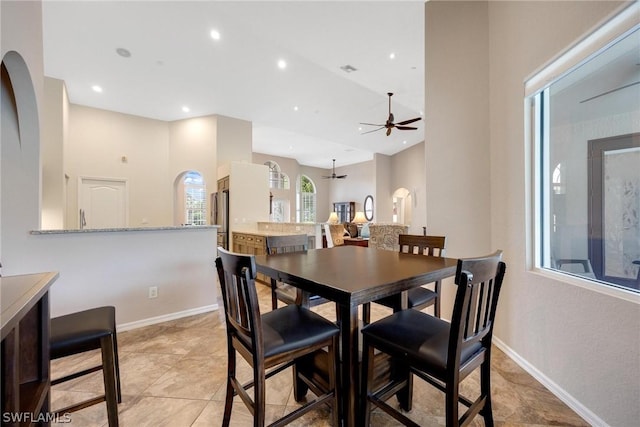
359;336;375;427
270;278;279;310
254;364;266;427
362;303;371;325
222;345;236;427
292;358;310;401
445;380;459;427
328;336;340;427
434;280;442;318
480;358;494;427
100;336;119;427
395;365;413;412
112;331;122;403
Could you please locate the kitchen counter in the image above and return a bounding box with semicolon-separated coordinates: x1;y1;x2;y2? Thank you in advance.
31;225;218;235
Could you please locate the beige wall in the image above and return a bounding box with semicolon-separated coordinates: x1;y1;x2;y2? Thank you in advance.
1;2;218;326
66;105;172;228
216;114;252;177
42;77;66;229
426;1;638;425
391;142;425;234
331;160;375;218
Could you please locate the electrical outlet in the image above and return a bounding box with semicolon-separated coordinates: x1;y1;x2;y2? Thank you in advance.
148;286;158;299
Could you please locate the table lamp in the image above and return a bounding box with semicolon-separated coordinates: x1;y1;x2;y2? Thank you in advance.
353;211;367;237
327;212;339;224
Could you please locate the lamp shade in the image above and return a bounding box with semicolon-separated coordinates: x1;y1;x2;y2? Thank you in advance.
327;212;339;224
353;211;367;224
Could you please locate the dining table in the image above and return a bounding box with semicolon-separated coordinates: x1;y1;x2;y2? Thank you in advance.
254;245;458;427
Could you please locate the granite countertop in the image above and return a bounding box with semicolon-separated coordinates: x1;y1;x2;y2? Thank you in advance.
232;230;309;237
31;225;219;235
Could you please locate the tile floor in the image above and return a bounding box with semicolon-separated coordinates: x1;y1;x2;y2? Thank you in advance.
51;284;589;427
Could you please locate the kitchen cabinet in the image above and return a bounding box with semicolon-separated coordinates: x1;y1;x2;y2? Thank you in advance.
232;231;309;284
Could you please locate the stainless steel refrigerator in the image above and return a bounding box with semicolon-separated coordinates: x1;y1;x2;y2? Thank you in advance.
213;189;229;249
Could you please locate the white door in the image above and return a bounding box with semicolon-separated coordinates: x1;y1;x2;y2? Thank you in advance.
79;177;128;229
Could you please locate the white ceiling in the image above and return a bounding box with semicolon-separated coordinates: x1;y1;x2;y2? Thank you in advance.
42;1;425;169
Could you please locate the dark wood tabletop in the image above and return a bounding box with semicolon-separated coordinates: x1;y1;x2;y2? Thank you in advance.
254;245;457;427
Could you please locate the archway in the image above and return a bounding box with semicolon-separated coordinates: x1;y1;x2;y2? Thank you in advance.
392;187;412;225
1;51;41;273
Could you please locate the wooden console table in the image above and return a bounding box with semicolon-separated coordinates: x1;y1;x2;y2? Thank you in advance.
1;272;59;426
343;237;369;247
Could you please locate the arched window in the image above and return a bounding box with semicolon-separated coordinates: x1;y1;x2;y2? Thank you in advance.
296;175;316;222
265;161;290;189
183;171;206;225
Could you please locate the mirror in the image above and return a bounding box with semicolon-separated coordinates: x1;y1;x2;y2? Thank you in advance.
364;195;374;221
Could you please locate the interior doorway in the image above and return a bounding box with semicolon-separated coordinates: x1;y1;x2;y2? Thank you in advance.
78;177;128;229
392;187;412;225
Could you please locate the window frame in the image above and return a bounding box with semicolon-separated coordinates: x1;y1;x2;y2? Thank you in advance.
525;2;640;303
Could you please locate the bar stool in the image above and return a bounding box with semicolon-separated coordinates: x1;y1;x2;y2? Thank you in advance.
50;306;121;426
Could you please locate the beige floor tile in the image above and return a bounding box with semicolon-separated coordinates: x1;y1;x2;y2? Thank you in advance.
53;286;589;427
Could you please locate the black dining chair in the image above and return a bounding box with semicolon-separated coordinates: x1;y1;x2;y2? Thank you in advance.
360;250;506;427
265;234;329;309
50;306;121;427
215;247;340;427
363;234;446;324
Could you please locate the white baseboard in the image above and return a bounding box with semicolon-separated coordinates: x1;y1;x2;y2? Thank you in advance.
117;304;219;332
492;337;607;427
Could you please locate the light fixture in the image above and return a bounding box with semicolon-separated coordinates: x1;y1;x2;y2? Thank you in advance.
91;85;103;93
293;106;299;111
277;59;287;69
210;29;221;40
182;106;190;113
327;212;339;224
353;211;368;235
389;52;396;60
353;211;367;225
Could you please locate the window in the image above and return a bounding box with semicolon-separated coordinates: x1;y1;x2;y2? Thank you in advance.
528;5;639;294
184;171;206;225
296;175;316;222
264;161;290;190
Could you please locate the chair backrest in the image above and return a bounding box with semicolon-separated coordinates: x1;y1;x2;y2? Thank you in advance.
449;250;506;371
369;224;409;251
265;234;308;254
398;234;446;257
323;224;345;248
215;248;263;358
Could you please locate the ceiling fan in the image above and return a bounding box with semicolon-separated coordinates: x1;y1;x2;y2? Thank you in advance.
360;92;422;136
322;159;347;179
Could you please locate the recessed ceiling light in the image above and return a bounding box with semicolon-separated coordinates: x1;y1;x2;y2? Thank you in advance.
402;140;407;145
116;47;131;58
277;59;287;70
210;29;221;40
293;106;299;111
91;85;103;93
389;52;396;60
182;106;190;113
289;145;293;150
358;126;362;131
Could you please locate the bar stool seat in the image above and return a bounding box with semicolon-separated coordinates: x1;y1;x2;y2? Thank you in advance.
50;306;121;427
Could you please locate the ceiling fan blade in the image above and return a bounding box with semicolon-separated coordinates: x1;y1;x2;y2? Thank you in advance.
361;126;385;135
396;126;418;130
386;127;392;136
360;122;385;126
336;175;347;179
396;117;422;126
